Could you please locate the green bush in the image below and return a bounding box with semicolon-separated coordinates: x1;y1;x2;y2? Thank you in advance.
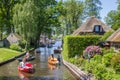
84;55;102;73
111;53;120;73
100;30;114;41
62;35;101;60
91;54;102;63
19;39;26;49
69;58;84;67
84;60;95;73
102;48;114;55
93;64;115;80
10;44;21;51
93;64;107;80
102;53;114;67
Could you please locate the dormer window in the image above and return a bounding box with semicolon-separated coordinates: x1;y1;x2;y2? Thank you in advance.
94;25;103;32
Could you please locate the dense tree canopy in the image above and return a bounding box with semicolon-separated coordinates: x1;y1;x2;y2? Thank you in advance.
84;0;102;19
105;0;120;30
0;0;105;49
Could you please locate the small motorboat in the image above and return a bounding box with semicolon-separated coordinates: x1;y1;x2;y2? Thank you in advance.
48;57;59;65
17;56;35;62
18;62;35;73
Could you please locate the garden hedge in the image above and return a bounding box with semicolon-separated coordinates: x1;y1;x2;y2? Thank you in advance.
62;35;101;60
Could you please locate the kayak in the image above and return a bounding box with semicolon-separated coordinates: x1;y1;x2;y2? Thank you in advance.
17;56;35;62
48;57;59;65
18;62;35;73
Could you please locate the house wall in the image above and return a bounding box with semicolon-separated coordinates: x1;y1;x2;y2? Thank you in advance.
110;42;120;49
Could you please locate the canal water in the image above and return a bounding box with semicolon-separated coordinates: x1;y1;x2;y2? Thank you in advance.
0;40;76;80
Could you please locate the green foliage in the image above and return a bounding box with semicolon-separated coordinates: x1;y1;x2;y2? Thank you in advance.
102;48;114;55
84;0;102;19
102;53;114;67
62;35;101;60
19;39;26;49
59;0;84;35
10;44;21;51
91;54;102;63
104;10;118;27
100;30;114;41
93;64;108;80
111;53;120;73
69;57;84;67
67;48;119;80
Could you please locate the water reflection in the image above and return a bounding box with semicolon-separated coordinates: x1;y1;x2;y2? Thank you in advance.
0;40;76;80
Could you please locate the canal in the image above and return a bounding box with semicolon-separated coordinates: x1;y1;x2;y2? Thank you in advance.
0;40;76;80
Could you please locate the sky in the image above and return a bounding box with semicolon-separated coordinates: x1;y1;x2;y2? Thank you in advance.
100;0;117;22
57;0;118;22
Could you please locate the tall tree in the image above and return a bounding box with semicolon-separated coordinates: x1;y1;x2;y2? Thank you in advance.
13;0;58;48
0;0;19;39
13;0;38;50
58;0;84;35
105;0;120;30
104;10;118;26
84;0;102;19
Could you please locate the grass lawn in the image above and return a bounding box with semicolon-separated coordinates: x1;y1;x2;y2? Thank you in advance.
0;48;22;62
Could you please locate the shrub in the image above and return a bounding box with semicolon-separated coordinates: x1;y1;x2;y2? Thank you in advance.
102;47;114;55
62;35;101;60
102;53;114;67
19;39;26;49
10;44;21;51
91;54;102;63
111;53;120;73
83;46;102;58
93;64;108;80
69;57;84;67
100;30;114;41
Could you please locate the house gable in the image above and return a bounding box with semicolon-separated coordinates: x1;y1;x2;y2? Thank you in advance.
72;16;113;35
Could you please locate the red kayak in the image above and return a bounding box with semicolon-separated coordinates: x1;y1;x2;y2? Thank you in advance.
18;63;35;73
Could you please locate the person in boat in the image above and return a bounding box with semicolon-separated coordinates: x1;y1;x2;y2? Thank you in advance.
25;51;30;59
57;55;61;65
49;54;55;60
19;56;28;68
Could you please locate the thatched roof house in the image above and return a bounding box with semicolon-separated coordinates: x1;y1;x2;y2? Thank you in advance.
73;16;113;35
106;28;120;50
4;33;22;47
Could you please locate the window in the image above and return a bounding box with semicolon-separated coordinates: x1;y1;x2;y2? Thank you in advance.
94;25;102;32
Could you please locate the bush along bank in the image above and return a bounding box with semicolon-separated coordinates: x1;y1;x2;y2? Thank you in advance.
62;35;120;80
62;35;101;60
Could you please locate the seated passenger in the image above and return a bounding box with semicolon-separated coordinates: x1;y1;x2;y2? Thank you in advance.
19;57;28;68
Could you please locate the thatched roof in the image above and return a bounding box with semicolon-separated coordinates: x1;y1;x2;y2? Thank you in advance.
6;33;22;44
106;28;120;42
73;16;113;35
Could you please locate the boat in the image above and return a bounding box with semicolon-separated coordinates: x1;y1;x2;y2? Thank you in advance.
54;46;62;54
48;57;59;65
17;56;35;62
18;62;35;73
18;70;33;79
48;64;57;70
